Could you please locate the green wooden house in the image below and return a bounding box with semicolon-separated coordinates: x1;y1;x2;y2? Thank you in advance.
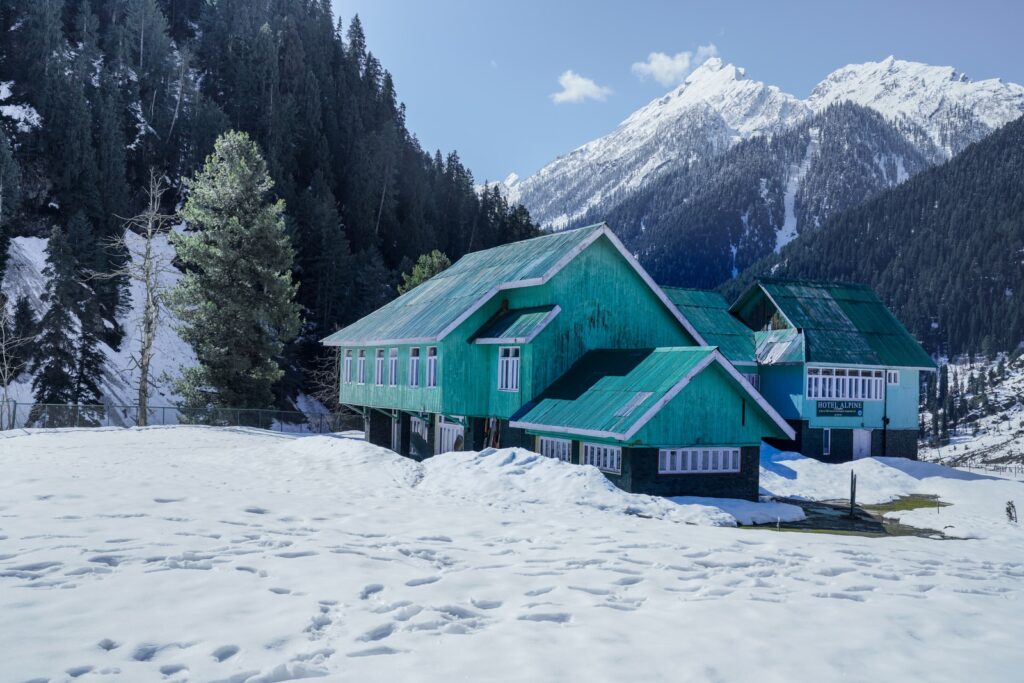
728;280;937;461
323;223;793;499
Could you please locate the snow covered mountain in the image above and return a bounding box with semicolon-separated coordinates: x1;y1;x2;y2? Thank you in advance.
510;57;1024;232
808;56;1024;158
507;58;810;229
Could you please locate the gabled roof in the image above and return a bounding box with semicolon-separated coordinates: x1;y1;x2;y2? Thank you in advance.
472;305;561;344
662;288;755;365
322;223;707;347
731;279;936;369
509;347;794;441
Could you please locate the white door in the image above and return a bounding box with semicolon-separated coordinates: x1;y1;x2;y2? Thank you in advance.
853;429;872;459
436;418;465;454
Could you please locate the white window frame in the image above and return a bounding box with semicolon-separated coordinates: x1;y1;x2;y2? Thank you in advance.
538;436;571;462
343;350;353;384
497;346;521;392
807;367;885;401
887;370;900;385
375;349;385;386
658;447;741;474
388;348;399;387
822;428;831;456
356;350;366;385
583;443;621;474
409;348;421;387
426;347;438;388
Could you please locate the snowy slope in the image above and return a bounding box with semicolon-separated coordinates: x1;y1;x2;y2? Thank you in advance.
808;56;1024;157
919;355;1024;468
2;427;1023;682
512;57;1024;231
1;232;195;408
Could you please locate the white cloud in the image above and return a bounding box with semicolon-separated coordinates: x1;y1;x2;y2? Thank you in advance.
550;70;613;104
631;43;719;87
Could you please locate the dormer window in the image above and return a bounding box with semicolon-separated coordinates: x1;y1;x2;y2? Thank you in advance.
498;347;520;392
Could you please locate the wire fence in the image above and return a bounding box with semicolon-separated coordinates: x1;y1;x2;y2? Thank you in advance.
0;401;358;434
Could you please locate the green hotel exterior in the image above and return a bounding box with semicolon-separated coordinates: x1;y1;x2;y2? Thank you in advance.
323;224;933;498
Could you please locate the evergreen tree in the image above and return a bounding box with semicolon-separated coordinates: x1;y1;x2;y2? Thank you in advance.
0;131;21;280
10;295;37;372
398;250;451;294
31;226;82;410
170;131;301;410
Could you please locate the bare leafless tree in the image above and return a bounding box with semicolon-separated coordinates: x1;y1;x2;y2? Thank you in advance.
100;170;176;425
0;299;32;429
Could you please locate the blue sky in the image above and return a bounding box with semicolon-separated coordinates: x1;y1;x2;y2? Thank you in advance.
333;0;1024;183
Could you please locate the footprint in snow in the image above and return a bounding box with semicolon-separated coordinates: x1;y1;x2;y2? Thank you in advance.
153;498;184;504
97;638;119;651
160;664;188;675
405;576;440;587
212;644;239;662
360;583;384;599
517;612;571;624
471;598;502;610
66;665;94;678
357;623;395;642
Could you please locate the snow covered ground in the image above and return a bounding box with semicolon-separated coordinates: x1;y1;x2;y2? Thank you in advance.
2;428;1023;682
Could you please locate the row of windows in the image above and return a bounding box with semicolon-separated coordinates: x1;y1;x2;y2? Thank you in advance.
583;443;622;474
806;367;896;401
538;438;742;477
658;448;741;474
343;347;438;388
538;436;571;462
343;346;523;394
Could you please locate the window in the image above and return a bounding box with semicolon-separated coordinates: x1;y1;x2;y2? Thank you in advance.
343;350;353;384
583;443;621;474
388;348;399;387
887;370;900;385
426;347;438;388
822;429;831;456
538;436;571;462
658;448;741;474
357;350;366;385
409;348;421;387
742;373;760;392
498;346;520;392
807;367;885;401
375;349;385;386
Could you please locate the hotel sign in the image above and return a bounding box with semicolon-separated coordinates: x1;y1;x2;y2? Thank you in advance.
816;400;863;417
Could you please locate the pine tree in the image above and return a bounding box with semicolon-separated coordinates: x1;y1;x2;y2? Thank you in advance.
170;131;301;411
31;226;82;417
0;131;21;280
398;250;451;294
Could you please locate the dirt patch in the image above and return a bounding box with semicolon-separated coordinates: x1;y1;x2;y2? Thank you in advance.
742;495;952;539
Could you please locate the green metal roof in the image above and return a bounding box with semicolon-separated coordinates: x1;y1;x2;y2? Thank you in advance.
322;224;607;346
472;305;559;344
734;280;936;369
511;347;717;438
662;288;755;364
